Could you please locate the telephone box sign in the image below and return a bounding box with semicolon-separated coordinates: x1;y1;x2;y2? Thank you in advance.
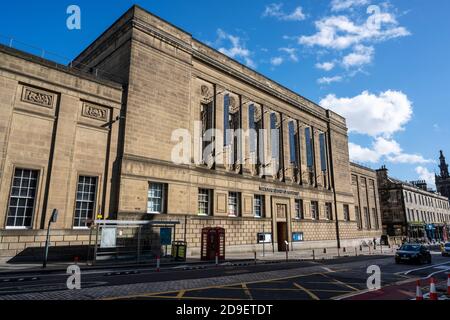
160;228;172;246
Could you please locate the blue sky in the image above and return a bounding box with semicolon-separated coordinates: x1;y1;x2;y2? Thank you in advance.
1;0;449;188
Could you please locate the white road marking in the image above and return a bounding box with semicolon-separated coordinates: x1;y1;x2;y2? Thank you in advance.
401;261;450;275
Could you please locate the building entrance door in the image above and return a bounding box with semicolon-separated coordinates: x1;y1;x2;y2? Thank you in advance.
277;222;288;252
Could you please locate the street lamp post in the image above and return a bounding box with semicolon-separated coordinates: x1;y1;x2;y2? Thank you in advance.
43;209;58;268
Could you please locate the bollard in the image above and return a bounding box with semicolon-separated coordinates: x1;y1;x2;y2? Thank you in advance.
215;253;219;266
355;247;358;257
312;249;315;261
254;251;257;265
323;248;327;254
360;245;363;252
156;255;161;272
343;247;346;253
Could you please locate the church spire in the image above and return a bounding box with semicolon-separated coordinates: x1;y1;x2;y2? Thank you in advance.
439;150;449;178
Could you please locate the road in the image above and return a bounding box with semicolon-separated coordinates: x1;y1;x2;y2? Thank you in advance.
0;251;449;300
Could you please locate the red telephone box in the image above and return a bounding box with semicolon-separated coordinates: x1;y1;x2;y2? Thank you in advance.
201;227;225;261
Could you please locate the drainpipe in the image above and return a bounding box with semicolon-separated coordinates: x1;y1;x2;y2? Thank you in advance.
326;111;340;249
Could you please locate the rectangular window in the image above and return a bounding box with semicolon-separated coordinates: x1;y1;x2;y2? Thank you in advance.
228;192;241;217
201;102;214;162
6;168;39;228
325;202;333;220
372;208;379;229
74;175;97;228
288;121;298;165
364;207;371;229
305;127;313;168
311;201;319;220
343;204;350;221
254;195;265;218
198;189;212;216
295;199;304;219
223;94;230;146
248;104;256;154
270;113;280;164
356;206;362;230
319;132;327;172
147;182;166;214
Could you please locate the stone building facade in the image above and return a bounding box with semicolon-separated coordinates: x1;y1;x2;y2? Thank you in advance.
0;5;382;259
377;166;450;243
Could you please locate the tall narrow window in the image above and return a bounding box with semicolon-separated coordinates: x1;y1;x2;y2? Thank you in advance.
254;195;265;218
319;132;327;172
74;176;97;228
228;192;241;217
343;204;350;221
270;113;279;165
288;121;298;165
356;206;362;229
6;168;39;228
325;202;333;220
364;207;371;229
295;199;304;219
372;208;379;229
311;201;319;220
147;182;166;214
223;94;230;146
198;189;212;216
201;102;214;163
305;127;315;185
249;104;264;168
248;104;256;155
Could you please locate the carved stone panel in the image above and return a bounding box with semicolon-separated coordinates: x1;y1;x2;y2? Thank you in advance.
82;102;109;121
21;86;56;108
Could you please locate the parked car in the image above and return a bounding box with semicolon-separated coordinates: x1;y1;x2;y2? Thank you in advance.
395;244;432;265
442;243;450;257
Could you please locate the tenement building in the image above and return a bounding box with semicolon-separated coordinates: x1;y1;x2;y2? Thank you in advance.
377;166;450;243
0;5;382;259
436;150;450;201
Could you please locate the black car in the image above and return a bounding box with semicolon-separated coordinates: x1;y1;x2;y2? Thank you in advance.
395;244;432;264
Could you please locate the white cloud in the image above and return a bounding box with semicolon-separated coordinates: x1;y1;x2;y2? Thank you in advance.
299;12;410;50
216;29;256;68
270;56;284;66
279;47;298;62
317;75;343;84
342;44;374;68
315;61;335;71
416;166;436;189
387;154;434;164
323;90;432;166
320;90;412;137
263;3;306;21
331;0;370;12
349;138;434;164
349;142;379;163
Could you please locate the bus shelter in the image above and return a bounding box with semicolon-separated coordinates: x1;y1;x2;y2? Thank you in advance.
87;220;180;265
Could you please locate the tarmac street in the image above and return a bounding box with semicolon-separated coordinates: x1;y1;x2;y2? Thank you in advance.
0;251;449;300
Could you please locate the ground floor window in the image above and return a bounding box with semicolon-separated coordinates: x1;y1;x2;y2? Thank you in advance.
74;175;97;227
6;168;38;228
228;192;241;217
254;195;265;218
311;201;319;220
343;204;350;221
147;182;166;214
325;202;333;220
198;189;212;216
295;199;304;219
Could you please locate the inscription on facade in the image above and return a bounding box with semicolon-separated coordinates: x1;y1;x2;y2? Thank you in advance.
259;186;299;196
21;86;55;108
82;102;109;121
